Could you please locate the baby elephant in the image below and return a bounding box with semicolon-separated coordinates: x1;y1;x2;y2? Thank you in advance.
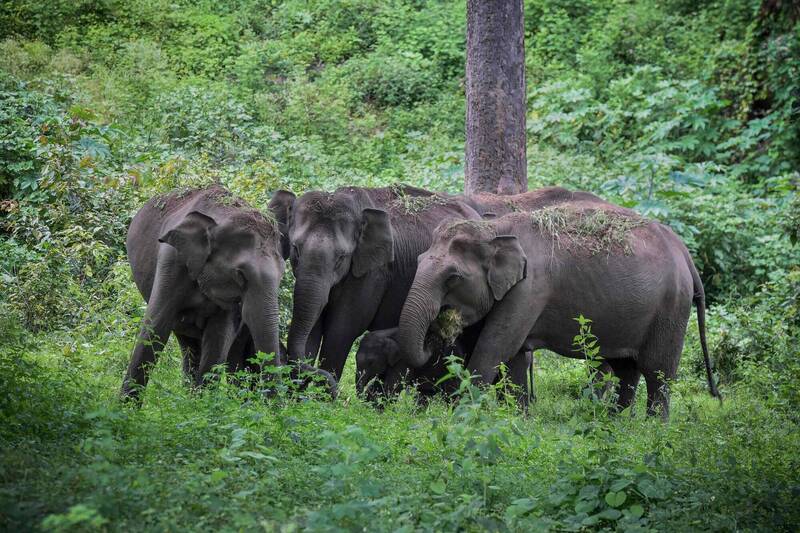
396;202;720;419
356;325;533;406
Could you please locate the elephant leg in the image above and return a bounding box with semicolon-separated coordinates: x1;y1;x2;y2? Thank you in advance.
318;322;364;381
643;370;673;420
590;359;615;400
176;334;201;382
195;310;237;386
468;290;541;386
305;314;324;362
318;280;382;380
639;322;683;420
641;359;678;421
503;350;533;411
319;291;378;381
606;358;640;412
122;246;189;402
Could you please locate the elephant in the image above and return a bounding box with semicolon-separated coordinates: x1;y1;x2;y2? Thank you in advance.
396;201;720;419
122;185;336;402
355;325;534;407
457;186;614;390
268;185;480;380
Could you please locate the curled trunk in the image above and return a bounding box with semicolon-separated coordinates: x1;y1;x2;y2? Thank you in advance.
397;272;443;368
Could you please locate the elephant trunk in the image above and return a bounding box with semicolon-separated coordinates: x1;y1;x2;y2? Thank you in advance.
355;369;366;396
398;270;442;368
287;273;331;362
242;272;283;366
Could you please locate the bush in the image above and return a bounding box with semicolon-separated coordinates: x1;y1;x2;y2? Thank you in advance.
345;51;442;109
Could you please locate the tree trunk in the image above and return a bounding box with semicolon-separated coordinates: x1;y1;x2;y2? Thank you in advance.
465;0;527;196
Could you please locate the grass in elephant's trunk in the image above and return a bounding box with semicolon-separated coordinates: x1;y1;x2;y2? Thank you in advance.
422;308;464;362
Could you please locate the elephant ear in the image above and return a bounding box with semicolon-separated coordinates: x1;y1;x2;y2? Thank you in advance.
352;208;394;278
487;235;527;301
159;211;218;279
267;190;296;259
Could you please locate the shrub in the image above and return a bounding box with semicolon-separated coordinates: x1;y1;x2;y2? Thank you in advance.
345;52;442;108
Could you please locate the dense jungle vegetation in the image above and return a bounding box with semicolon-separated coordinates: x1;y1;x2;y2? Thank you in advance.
1;0;799;530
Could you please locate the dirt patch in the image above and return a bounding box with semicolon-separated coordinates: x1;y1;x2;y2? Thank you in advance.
437;218;496;241
302;191;356;221
529;206;649;255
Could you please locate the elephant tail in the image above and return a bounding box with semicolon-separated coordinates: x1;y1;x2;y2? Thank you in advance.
688;254;721;402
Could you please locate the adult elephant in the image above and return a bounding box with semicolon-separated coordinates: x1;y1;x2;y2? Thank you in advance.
268;185;479;379
396;201;720;419
122;185;335;402
456;186;615;387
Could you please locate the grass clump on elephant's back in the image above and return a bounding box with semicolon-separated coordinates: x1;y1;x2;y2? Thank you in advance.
153;186;196;211
388;183;448;215
209;186;247;209
529;206;650;255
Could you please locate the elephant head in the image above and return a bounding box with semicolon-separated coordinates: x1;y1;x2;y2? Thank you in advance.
159;205;285;364
269;189;394;360
355;328;407;402
398;220;527;368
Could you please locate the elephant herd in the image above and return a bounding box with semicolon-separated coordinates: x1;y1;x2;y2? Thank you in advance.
122;183;719;419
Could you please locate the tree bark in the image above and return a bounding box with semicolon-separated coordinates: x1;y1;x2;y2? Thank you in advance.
465;0;527;195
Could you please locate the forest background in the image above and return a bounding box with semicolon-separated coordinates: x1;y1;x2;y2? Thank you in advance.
0;0;799;530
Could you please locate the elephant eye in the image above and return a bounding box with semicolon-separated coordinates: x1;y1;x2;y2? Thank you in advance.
291;243;300;257
334;253;346;270
446;273;462;289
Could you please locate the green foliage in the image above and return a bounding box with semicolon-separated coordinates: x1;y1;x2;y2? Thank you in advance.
0;0;798;530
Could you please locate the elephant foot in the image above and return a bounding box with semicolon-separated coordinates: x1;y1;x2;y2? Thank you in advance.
291;362;339;400
120;384;144;407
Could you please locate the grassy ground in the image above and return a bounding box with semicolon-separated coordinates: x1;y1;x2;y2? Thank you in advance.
2;317;798;532
1;1;799;530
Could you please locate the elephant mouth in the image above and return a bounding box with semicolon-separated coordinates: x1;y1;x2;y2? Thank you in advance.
360;374;387;403
425;305;464;350
205;293;241;310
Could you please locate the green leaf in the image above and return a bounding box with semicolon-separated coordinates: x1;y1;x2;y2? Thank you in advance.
609;478;632;492
209;469;227;482
596;508;623;520
505;498;536;519
605;491;627;507
429;479;446;495
575;499;598;514
628;504;645;519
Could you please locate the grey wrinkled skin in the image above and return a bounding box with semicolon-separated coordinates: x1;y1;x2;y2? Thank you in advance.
269;185;481;381
397;201;720;420
355;324;534;409
122;185;335;402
